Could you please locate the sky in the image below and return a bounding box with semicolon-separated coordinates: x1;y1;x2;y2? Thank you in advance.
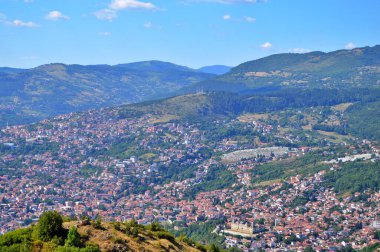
0;0;379;69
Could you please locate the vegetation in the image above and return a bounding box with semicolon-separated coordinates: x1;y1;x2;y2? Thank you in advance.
347;100;380;141
122;86;380;128
251;151;329;185
171;220;226;248
184;164;236;199
0;212;201;252
0;141;60;156
37;211;65;242
65;227;81;247
323;161;380;194
188;45;380;92
0;61;214;126
361;243;380;252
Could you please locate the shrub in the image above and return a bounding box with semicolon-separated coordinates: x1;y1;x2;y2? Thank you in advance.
65;226;82;247
0;227;33;246
113;222;121;231
91;218;102;230
156;231;175;243
125;219;140;237
148;220;162;232
208;244;221;252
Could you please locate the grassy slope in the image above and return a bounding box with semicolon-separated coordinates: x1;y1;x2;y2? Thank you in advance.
63;222;200;252
0;221;201;252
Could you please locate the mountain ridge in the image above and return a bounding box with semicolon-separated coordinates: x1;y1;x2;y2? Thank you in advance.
0;61;215;126
184;45;380;93
1;45;380;126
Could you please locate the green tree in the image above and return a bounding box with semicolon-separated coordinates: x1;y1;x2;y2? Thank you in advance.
125;219;140;237
208;244;220;252
304;246;316;252
37;211;64;242
92;217;102;229
65;226;81;247
375;231;380;240
149;220;162;232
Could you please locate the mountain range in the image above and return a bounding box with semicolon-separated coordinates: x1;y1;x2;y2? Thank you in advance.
0;61;214;125
1;45;380;126
197;65;232;75
184;45;380;93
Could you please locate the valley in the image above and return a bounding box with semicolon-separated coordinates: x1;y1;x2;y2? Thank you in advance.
1;46;380;252
1;90;380;251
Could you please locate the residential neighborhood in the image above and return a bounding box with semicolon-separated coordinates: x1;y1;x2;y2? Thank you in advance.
0;106;379;251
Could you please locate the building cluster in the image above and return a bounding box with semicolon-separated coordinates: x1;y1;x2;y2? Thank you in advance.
0;107;379;251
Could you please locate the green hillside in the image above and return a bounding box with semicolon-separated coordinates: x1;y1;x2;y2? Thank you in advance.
346;100;380;141
186;45;380;93
120;87;380;123
0;211;203;252
0;61;214;126
2;45;380;128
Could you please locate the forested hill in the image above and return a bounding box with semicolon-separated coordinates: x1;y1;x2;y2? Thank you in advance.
119;87;380;141
0;61;214;126
1;45;380;127
184;45;380;93
122;87;379;121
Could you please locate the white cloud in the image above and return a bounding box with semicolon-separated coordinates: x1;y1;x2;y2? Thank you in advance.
223;14;231;20
244;16;256;23
345;42;356;50
109;0;157;10
0;13;38;28
11;19;38;27
94;9;117;21
95;0;158;21
185;0;267;4
291;48;311;54
45;11;69;21
261;42;272;49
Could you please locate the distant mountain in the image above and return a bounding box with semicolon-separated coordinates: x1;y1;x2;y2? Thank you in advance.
198;65;232;75
2;45;380;126
185;45;380;93
116;60;196;72
0;61;215;126
0;67;25;74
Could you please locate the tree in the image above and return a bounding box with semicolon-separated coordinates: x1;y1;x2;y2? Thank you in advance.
37;211;64;242
125;219;140;237
149;220;161;232
92;217;102;229
208;244;220;252
304;246;316;252
374;231;380;240
65;226;81;247
337;246;355;252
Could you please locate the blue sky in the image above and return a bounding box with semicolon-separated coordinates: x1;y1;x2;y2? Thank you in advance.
0;0;379;68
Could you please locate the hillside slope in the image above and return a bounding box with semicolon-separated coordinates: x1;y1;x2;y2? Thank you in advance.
0;61;214;126
0;212;203;252
120;87;380;122
186;45;380;93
